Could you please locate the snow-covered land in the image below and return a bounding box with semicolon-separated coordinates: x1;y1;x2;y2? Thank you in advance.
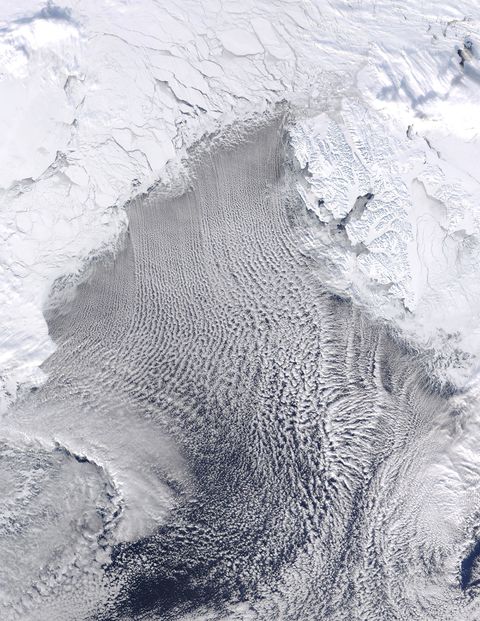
0;0;479;403
3;3;480;620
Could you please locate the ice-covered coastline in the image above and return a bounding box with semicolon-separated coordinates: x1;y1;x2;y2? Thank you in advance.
1;0;480;409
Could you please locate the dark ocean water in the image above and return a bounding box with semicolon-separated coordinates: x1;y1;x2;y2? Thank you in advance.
2;116;469;621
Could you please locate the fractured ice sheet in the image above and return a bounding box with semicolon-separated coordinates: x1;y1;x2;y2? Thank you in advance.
2;0;480;406
2;118;480;620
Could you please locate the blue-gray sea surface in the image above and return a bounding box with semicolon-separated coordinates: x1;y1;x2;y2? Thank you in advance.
1;117;471;620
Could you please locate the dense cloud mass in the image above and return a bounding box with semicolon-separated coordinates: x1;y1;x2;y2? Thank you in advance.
2;118;478;620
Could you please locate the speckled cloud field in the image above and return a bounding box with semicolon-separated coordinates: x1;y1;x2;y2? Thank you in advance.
1;1;480;620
